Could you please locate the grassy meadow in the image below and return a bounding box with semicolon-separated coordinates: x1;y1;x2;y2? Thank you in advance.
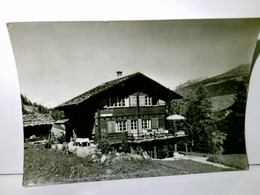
23;143;236;186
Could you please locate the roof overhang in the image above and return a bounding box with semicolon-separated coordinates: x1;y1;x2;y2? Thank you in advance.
56;72;182;110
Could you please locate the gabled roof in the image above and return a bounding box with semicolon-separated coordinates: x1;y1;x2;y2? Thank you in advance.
56;72;182;109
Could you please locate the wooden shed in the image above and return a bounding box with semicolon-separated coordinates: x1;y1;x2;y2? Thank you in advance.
23;113;54;140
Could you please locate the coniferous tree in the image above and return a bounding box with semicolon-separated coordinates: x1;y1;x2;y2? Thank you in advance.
184;85;216;153
223;80;247;154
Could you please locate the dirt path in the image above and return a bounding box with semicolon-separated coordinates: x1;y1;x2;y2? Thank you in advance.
161;155;235;169
183;155;235;169
155;158;234;174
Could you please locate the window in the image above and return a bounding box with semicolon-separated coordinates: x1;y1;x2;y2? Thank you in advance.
145;96;152;106
131;120;137;130
142;119;151;129
116;121;127;132
107;97;127;108
118;98;125;107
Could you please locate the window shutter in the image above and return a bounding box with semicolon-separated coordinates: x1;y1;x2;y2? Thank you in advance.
139;95;145;106
158;99;166;106
130;96;137;106
137;119;143;136
125;97;129;107
138;119;143;132
127;120;131;133
107;121;116;133
151;118;159;129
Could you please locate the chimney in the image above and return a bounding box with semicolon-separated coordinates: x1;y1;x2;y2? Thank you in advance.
116;71;123;77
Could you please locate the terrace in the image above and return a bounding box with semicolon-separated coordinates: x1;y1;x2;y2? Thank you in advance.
106;129;187;145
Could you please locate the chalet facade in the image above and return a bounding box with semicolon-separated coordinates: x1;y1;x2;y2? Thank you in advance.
96;92;167;141
56;72;184;157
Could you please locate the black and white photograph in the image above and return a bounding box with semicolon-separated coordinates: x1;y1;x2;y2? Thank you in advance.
7;19;260;186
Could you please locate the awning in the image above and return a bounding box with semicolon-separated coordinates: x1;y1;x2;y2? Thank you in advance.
166;114;185;120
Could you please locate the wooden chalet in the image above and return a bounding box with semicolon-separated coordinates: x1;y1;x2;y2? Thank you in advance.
56;72;185;158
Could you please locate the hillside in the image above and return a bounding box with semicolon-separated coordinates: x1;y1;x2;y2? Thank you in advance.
175;64;251;111
21;94;64;127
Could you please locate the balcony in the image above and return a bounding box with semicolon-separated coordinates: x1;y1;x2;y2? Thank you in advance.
106;129;187;145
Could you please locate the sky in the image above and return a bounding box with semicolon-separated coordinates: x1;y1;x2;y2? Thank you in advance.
8;19;260;108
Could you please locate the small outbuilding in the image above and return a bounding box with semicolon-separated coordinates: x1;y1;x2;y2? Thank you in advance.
23;113;54;140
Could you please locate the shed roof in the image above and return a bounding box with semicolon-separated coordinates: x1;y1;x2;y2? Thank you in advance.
56;72;182;109
23;114;54;127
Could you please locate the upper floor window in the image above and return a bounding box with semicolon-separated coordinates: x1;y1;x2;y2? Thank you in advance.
116;120;127;132
145;96;152;106
106;97;128;108
113;97;125;107
105;94;161;108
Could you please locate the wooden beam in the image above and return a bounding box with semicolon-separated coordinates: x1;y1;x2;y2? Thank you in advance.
153;145;157;159
97;108;101;139
136;91;140;137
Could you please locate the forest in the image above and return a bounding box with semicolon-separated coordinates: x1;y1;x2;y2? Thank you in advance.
170;79;248;155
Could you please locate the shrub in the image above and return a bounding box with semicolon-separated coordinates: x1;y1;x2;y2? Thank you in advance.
51;109;65;120
57;133;66;144
97;137;112;154
121;133;129;153
136;146;143;155
44;141;52;149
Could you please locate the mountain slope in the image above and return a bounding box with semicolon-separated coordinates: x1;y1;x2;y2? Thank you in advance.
175;64;251;111
21;94;64;126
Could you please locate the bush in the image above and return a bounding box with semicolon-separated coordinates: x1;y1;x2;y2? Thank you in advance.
136;146;143;155
207;156;220;163
57;133;66;144
121;133;129;153
51;109;65;120
97;137;112;154
44;141;52;149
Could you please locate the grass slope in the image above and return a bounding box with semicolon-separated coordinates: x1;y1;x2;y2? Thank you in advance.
207;154;248;170
23;144;234;186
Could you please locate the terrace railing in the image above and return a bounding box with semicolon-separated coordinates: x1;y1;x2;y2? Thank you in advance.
107;132;128;144
106;129;185;145
127;129;171;142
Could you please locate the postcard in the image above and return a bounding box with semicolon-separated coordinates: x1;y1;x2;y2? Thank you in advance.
7;19;260;186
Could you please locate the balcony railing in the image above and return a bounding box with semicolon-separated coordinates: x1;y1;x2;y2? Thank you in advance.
127;129;169;140
106;129;186;145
